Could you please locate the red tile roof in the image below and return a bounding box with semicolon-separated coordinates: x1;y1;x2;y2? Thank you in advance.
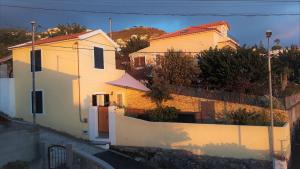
12;31;91;48
152;21;229;40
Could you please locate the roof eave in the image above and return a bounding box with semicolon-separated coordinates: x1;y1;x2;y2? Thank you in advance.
79;29;120;49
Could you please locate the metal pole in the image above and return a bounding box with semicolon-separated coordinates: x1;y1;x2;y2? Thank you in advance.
267;36;274;158
31;21;36;125
109;17;112;38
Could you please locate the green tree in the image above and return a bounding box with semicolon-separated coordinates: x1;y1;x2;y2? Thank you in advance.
272;38;282;50
146;71;172;107
258;40;267;54
275;47;300;84
0;28;31;58
154;49;199;87
197;47;269;95
120;35;149;57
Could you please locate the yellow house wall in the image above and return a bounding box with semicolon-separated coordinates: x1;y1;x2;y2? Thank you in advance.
13;33;126;138
77;34;125;123
130;31;218;65
114;111;291;160
130;29;237;66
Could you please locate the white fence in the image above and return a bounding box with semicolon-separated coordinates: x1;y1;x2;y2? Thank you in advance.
0;78;15;117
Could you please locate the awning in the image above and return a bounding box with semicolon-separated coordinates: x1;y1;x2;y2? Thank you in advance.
107;73;150;92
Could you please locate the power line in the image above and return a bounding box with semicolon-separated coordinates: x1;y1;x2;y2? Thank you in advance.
21;43;202;53
1;4;299;16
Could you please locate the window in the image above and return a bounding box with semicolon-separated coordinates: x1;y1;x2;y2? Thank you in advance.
134;56;145;67
31;90;43;114
30;50;42;72
94;47;104;69
92;94;109;106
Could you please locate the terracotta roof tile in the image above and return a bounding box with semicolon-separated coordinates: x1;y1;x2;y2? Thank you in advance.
152;21;229;40
13;31;91;48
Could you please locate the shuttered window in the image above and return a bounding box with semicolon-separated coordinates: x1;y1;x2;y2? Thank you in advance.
134;56;146;67
30;50;42;72
94;47;104;69
92;94;110;106
140;57;145;66
31;90;43;114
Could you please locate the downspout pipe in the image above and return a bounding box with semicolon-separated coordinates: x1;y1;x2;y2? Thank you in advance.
75;42;85;123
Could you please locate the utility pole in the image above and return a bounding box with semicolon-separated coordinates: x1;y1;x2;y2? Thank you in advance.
31;21;36;125
266;30;274;159
109;17;112;38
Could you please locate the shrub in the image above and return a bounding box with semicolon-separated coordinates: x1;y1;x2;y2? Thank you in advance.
224;108;259;125
2;161;29;169
147;106;179;122
258;95;284;109
224;108;287;126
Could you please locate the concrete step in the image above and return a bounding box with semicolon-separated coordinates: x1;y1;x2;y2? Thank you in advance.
90;140;110;149
90;140;110;145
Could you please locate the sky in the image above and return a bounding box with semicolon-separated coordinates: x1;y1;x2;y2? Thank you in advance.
0;0;299;47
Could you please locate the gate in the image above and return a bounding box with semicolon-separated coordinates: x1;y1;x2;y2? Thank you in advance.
48;145;67;169
98;106;109;138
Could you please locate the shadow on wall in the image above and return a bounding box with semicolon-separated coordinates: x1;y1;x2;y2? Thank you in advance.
118;114;288;160
14;61;87;135
157;126;191;148
175;143;270;160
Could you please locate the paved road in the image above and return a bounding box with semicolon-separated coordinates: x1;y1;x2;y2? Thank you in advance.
95;151;154;169
39;127;154;169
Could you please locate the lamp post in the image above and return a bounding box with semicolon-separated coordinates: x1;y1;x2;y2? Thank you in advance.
31;21;36;125
266;30;274;158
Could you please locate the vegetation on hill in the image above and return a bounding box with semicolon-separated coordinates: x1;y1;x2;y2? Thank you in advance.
39;23;87;38
111;26;165;46
0;28;31;58
120;35;150;57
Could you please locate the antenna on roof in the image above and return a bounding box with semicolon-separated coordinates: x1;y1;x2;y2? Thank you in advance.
109;17;112;39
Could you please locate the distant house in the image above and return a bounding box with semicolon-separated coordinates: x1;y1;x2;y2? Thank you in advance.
0;55;12;78
9;30;149;140
129;21;238;69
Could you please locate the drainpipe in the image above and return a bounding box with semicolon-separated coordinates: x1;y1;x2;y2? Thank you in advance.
75;42;85;123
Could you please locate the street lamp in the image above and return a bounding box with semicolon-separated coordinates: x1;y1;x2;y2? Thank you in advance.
266;30;274;158
31;21;36;125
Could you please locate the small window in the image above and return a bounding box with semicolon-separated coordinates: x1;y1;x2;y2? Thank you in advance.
92;94;109;106
134;56;145;67
31;90;43;114
30;50;42;72
94;47;104;69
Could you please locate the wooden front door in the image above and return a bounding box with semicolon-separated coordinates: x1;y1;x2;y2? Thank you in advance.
98;106;109;137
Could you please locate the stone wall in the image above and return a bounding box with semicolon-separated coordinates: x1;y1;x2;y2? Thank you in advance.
111;146;273;169
125;89;288;122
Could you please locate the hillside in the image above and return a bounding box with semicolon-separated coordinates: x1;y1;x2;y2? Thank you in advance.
111;26;166;46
